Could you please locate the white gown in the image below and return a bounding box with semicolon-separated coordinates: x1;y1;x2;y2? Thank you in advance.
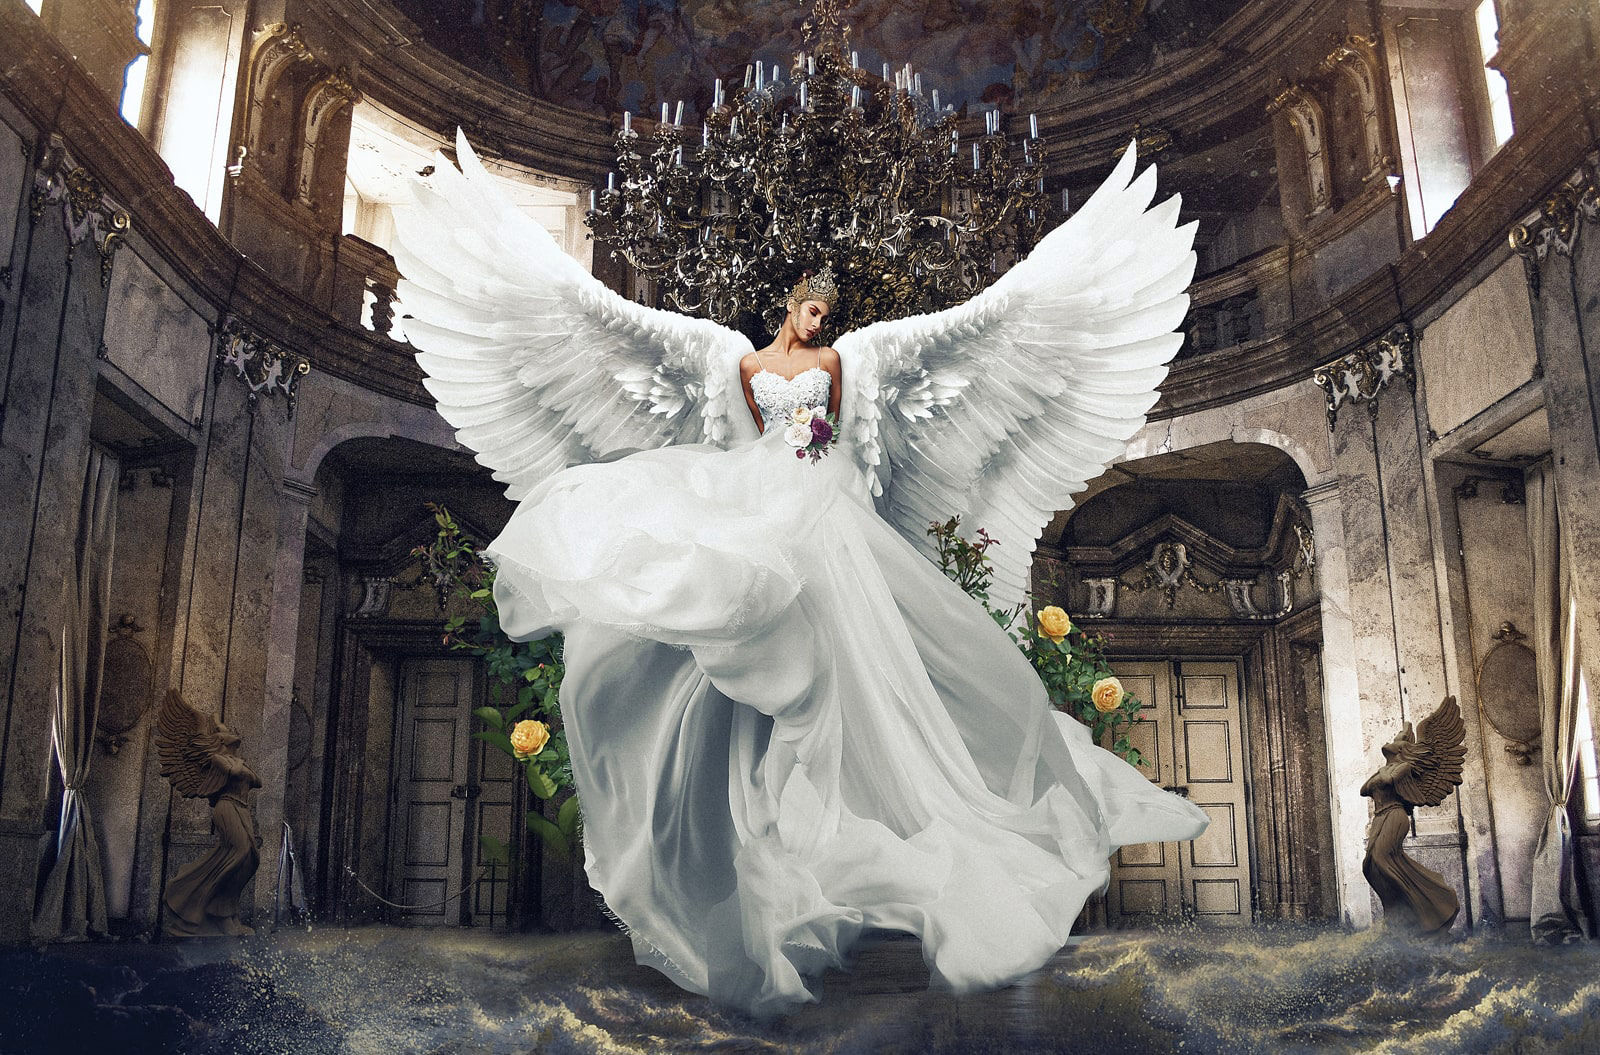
483;362;1209;1016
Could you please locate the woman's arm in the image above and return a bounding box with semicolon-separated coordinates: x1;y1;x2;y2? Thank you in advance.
739;352;764;432
819;347;842;418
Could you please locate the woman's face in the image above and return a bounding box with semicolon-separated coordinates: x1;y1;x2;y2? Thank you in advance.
790;298;830;343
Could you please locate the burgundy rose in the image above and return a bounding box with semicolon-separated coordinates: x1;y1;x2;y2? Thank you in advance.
810;417;833;444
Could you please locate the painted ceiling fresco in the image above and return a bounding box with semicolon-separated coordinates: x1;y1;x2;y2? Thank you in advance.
391;0;1250;119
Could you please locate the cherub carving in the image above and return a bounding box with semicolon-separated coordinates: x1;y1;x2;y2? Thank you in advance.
1360;695;1467;935
156;689;262;937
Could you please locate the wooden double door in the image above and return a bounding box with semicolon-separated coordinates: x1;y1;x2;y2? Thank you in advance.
1106;659;1253;926
388;657;518;926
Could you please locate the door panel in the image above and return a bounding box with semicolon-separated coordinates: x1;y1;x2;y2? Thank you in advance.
1106;661;1182;921
1107;658;1253;926
1175;661;1251;924
391;659;474;924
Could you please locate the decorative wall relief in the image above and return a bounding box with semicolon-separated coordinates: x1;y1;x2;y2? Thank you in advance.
1509;155;1598;264
28;135;130;285
1317;35;1388;181
295;68;361;208
1476;622;1541;765
1067;495;1315;622
242;23;317;167
96;615;152;755
1122;540;1221;608
1268;83;1333;217
213;315;310;413
1311;322;1414;430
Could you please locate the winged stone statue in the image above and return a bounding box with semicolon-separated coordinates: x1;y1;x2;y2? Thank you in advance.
155;689;262;937
1360;695;1468;935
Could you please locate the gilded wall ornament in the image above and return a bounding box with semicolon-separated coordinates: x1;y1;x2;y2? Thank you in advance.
28;137;130;286
1311;323;1414;430
1509;157;1598;263
213;315;311;413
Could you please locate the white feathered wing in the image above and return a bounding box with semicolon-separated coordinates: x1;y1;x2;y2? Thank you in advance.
837;143;1197;611
390;130;756;502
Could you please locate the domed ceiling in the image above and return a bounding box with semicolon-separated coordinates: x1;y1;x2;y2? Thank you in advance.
389;0;1251;118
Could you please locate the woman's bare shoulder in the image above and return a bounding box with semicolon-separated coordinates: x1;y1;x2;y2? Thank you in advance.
816;346;841;368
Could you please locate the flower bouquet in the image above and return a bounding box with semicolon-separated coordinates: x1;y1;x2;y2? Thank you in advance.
782;404;838;462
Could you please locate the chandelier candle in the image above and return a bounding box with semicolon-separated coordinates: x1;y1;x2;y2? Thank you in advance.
584;0;1058;332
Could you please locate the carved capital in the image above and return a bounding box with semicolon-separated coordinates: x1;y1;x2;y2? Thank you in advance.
29;136;130;285
213;315;311;414
1311;323;1413;430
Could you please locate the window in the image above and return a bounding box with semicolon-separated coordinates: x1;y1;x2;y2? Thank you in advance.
119;0;156;129
1474;1;1514;149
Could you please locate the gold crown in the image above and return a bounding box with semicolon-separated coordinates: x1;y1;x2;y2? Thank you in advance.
788;265;839;309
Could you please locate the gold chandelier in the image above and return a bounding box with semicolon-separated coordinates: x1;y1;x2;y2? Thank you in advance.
584;0;1058;340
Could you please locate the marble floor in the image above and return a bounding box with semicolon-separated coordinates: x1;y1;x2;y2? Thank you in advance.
1;921;1597;1054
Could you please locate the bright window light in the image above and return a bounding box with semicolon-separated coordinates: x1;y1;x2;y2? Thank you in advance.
118;2;157;128
25;0;44;15
1475;1;1514;148
1576;669;1597;821
120;57;149;127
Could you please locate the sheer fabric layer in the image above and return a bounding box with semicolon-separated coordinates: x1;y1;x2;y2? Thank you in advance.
487;429;1207;1015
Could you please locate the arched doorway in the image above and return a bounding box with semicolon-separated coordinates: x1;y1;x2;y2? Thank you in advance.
1038;440;1338;926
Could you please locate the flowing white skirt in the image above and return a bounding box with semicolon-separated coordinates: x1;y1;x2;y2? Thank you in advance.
486;429;1207;1015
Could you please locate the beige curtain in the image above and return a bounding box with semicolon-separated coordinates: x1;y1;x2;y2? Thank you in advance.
1527;461;1588;942
31;446;118;940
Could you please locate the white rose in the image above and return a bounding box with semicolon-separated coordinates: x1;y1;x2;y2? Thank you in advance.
811;405;827;419
790;405;813;426
783;422;812;447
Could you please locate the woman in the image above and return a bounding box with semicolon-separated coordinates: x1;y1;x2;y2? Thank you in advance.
394;132;1207;1015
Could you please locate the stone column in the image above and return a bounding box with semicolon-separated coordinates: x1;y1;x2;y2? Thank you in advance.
254;476;316;923
1301;479;1372;925
1310;323;1472;928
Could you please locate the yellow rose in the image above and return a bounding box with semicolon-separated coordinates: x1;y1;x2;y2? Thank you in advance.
510;719;551;759
1037;605;1072;644
1091;676;1125;714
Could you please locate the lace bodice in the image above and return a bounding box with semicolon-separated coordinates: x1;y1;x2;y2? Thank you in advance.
751;367;832;433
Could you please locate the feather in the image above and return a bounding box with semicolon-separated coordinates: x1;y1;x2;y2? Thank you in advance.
392;132;754;500
837;142;1196;611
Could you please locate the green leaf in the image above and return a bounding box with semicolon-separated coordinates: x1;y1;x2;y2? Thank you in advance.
526;812;570;856
526;761;558;800
469;588;491;600
478;834;511;866
557;795;582;838
473;706;504;731
473;729;516;755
